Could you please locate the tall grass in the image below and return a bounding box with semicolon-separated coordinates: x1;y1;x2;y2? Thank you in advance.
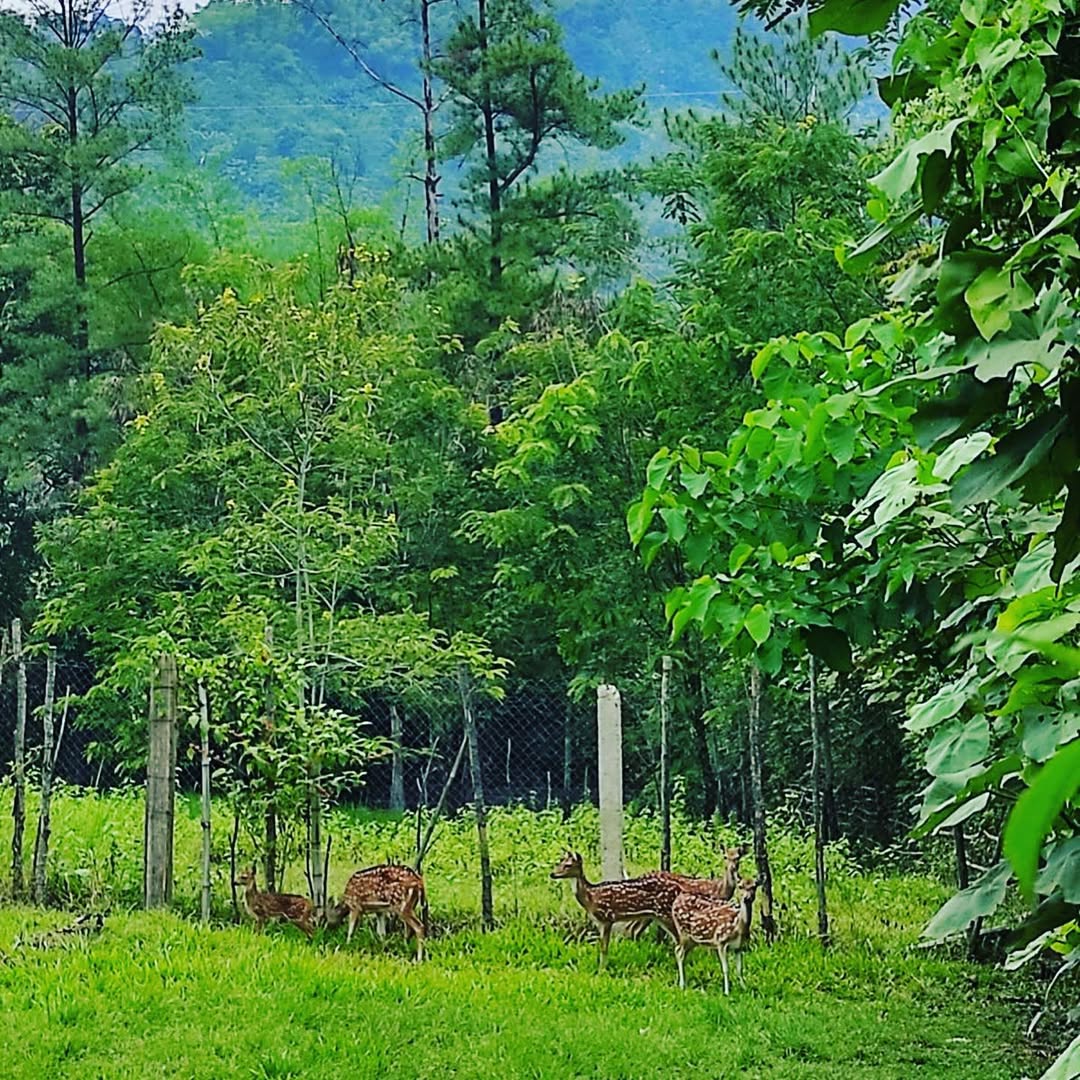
0;787;1053;1077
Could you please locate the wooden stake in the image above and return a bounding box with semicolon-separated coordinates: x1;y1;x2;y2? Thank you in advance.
144;653;178;908
660;656;672;872
32;648;58;905
389;702;405;811
809;655;830;948
198;679;212;925
459;668;493;929
597;684;624;882
10;619;26;900
748;662;776;942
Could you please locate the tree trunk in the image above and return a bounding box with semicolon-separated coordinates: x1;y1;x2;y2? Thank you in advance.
820;692;838;840
748;662;776;941
687;667;718;818
199;680;212;925
390;702;406;811
561;700;572;821
459;668;493;929
415;732;469;871
10;620;26;899
659;655;672;872
263;626;277;892
809;656;829;948
477;0;502;286
32;648;58;905
420;0;441;243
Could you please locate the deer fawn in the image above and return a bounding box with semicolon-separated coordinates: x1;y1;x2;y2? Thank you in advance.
324;864;426;962
235;864;316;939
672;877;759;994
627;845;747;938
551;850;683;970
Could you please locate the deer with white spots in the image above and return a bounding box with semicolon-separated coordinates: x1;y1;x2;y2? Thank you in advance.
235;865;316;939
550;850;687;970
324;864;426;961
672;877;759;993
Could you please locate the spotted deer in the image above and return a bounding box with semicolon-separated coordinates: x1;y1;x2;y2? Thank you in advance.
324;864;426;961
550;850;684;970
626;845;747;938
235;864;316;939
671;877;759;993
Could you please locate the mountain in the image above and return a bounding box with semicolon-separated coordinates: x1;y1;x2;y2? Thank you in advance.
183;0;739;230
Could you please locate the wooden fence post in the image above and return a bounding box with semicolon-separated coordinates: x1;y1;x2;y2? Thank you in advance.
10;619;26;899
597;684;624;881
144;653;178;908
198;679;212;925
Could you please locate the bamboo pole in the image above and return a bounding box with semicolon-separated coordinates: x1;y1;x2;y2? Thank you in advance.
660;655;672;872
748;662;776;942
458;669;493;929
198;679;212;925
390;702;405;810
32;648;58;905
10;619;26;899
809;655;830;947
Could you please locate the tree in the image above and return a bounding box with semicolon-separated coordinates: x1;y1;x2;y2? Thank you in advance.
0;0;197;369
649;18;878;346
291;0;450;244
36;253;505;902
634;1;1080;1069
432;0;643;311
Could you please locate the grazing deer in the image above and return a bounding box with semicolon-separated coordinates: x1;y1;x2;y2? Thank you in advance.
671;877;759;994
550;850;683;970
627;844;748;938
235;864;316;939
324;864;426;962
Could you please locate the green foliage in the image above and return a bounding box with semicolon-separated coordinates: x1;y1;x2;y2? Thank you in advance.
430;0;644;327
0;793;1055;1078
634;6;1079;1068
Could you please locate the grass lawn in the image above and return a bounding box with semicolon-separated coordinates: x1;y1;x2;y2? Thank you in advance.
0;905;1048;1079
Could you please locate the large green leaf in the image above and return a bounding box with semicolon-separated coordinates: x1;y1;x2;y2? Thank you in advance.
744;603;772;645
1040;1032;1080;1080
951;413;1066;507
808;0;902;37
907;670;978;732
1036;837;1080;902
871;118;964;203
923;860;1011;942
1004;738;1080;901
926;716;990;776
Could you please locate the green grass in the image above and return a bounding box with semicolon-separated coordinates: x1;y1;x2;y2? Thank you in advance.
0;907;1045;1079
0;788;1052;1077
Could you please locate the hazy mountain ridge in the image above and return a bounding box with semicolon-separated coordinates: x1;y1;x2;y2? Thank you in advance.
183;0;739;221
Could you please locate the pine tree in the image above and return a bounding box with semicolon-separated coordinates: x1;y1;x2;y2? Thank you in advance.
433;0;643;297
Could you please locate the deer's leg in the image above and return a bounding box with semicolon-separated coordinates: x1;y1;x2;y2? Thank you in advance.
598;921;612;972
346;908;359;945
720;946;730;996
375;913;388;940
401;908;425;962
675;942;687;990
